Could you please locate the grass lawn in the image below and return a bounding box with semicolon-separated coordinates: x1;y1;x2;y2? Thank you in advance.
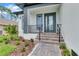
0;43;16;56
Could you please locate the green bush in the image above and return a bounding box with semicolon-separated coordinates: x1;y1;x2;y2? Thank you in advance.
59;43;66;49
5;40;10;44
4;25;17;35
0;35;19;44
13;35;19;40
6;35;11;40
63;49;70;56
16;41;20;45
6;35;19;41
0;35;7;43
10;35;19;41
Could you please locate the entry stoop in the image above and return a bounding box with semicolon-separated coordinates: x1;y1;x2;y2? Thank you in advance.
36;32;64;44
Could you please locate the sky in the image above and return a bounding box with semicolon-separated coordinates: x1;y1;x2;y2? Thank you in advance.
0;3;22;20
0;3;22;12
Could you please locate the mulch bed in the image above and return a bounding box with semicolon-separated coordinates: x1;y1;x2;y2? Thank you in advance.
9;39;35;56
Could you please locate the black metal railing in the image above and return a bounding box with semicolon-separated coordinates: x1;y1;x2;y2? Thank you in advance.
26;25;42;41
26;25;54;41
57;24;61;43
26;25;43;33
38;26;42;41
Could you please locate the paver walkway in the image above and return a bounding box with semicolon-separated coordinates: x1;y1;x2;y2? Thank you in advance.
29;42;61;56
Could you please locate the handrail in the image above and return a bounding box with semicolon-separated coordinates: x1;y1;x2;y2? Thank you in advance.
38;26;41;41
57;24;61;43
26;25;54;41
26;25;42;41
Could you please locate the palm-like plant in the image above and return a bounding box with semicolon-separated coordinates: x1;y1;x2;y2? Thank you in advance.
0;6;17;20
0;6;5;18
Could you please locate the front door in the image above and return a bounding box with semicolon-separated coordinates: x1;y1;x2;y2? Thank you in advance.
36;14;43;32
44;13;56;32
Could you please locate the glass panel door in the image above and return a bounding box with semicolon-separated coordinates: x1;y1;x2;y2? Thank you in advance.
36;14;43;31
48;15;53;32
44;13;56;32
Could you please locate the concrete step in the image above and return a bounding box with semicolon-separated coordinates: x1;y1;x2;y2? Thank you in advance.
36;38;64;41
36;33;64;44
37;33;62;38
40;40;59;44
39;34;58;36
34;39;64;45
37;34;58;36
40;33;57;35
36;37;58;40
37;35;62;38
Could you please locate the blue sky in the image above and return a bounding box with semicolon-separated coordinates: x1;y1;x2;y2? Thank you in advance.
0;3;22;12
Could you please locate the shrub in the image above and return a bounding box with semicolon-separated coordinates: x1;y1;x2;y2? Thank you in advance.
63;49;70;56
0;40;3;43
0;35;7;43
25;44;29;47
4;25;17;35
25;41;30;47
30;39;34;42
6;35;12;40
19;36;25;42
5;40;10;44
25;43;29;47
5;41;8;44
16;41;20;45
10;35;19;41
6;35;19;41
22;39;25;42
59;43;66;49
3;36;7;40
21;48;26;52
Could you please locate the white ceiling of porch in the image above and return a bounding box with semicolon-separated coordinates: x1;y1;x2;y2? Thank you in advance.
29;4;60;14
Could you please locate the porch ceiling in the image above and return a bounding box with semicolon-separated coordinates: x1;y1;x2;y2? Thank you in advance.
29;4;60;14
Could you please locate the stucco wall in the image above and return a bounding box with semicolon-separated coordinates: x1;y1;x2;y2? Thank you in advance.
60;3;79;55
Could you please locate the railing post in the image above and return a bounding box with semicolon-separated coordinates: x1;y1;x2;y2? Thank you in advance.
38;27;41;41
59;26;61;43
57;24;61;43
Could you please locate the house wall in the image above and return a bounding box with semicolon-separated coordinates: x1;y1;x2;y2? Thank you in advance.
60;3;79;55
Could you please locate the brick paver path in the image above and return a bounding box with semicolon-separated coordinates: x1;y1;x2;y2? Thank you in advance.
30;42;61;56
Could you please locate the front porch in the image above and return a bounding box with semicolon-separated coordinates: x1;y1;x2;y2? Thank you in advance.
18;4;64;56
19;4;61;40
25;4;60;33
